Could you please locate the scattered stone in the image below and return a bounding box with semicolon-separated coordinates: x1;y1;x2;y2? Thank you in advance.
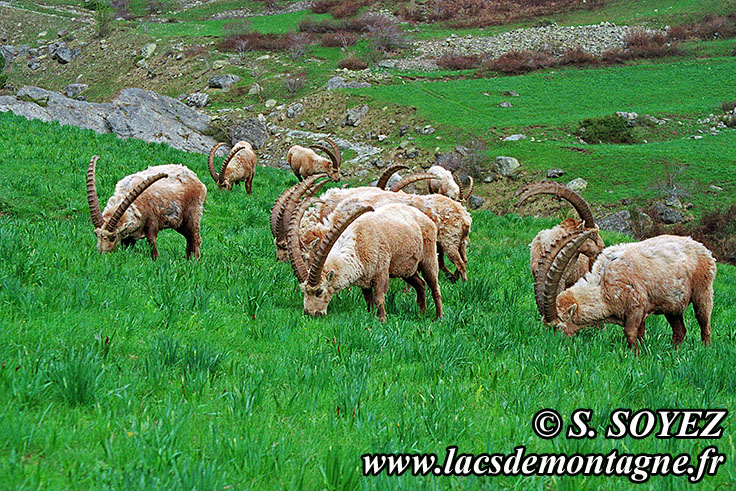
54;43;81;64
405;147;419;159
229;118;269;149
664;196;683;209
326;76;371;90
264;99;277;109
140;43;156;59
37;31;48;38
566;177;588;193
1;45;16;64
208;74;240;89
503;90;520;97
468;195;486;210
185;92;209;108
504;134;526;141
546;168;564;178
248;83;262;95
399;125;410;136
454;145;469;156
652;201;683;224
57;29;69;38
345;104;369;126
597;210;653;236
286;102;303;118
435;151;463;171
710;184;723;192
499;101;512;108
243;104;255;111
492;156;520;176
378;134;388;142
28;59;41;70
63;83;88;98
419;125;435;135
212;60;227;70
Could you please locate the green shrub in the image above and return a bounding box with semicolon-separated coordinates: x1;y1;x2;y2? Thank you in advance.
576;114;638;144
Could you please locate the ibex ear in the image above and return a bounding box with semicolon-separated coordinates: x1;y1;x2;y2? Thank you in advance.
326;270;335;283
564;303;578;321
308;238;319;251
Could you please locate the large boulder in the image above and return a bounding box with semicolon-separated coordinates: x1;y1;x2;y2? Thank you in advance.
208;74;240;89
14;85;112;133
492;156;519;176
229;118;269;149
1;45;16;64
345;104;369;126
184;92;209;108
435;151;463;172
597;210;653;236
652;201;684;224
326;76;370;90
63;83;88;98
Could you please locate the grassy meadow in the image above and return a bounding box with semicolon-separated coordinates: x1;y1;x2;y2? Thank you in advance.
1;112;735;489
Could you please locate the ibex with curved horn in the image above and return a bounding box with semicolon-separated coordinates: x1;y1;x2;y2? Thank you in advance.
390;173;439;193
86;156;206;260
207;141;257;192
539;232;715;355
287;199;443;321
376;164;408;190
517;181;605;291
287;137;341;182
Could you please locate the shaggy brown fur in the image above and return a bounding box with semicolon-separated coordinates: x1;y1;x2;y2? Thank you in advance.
544;233;716;355
87;157;206;260
287;141;340;181
289;202;442;321
208;141;257;192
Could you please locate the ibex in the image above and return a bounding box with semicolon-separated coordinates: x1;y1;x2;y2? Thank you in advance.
207;141;257;193
287;137;341;182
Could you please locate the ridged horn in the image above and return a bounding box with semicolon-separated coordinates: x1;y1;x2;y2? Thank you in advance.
516;181;595;228
453;172;464;200
286;180;329;282
270;185;298;239
390;173;440;192
86;156;104;229
104;173;168;232
542;230;596;323
277;174;328;244
309;143;340;175
376;165;408;189
217;144;242;185
208;143;226;183
462;176;474;201
532;230;582;320
307;204;374;287
325;137;341;172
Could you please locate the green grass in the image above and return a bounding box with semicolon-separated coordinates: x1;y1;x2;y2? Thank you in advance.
1;113;736;489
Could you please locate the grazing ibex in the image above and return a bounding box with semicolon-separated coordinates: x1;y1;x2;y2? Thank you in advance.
86;156;206;260
207;141;257;193
540;232;716;355
375;164;408;190
287;138;341;182
287;199;443;321
517;181;606;301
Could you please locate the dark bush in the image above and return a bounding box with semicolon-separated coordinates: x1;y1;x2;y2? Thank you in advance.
311;0;340;14
284;72;307;95
482;50;557;74
722;100;736;114
338;54;368;70
331;0;371;18
218;31;308;52
321;31;358;47
576;114;638;144
558;47;599;66
365;17;408;52
624;29;680;58
436;53;482;70
299;17;342;33
184;44;208;58
689;15;736;40
222;18;252;38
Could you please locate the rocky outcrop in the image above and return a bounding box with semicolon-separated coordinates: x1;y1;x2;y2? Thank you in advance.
0;86;217;153
230;118;269;149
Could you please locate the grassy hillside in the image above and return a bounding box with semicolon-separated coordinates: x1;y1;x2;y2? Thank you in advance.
1;113;735;489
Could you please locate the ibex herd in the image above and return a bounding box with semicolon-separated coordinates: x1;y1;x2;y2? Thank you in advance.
84;135;717;355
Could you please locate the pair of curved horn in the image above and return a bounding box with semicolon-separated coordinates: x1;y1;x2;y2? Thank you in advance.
276;174;329;247
390;173;440;192
286;177;331;282
376;165;408;189
516;181;595;228
309;137;341;174
86;156;167;233
534;230;596;323
453;173;474;202
306;203;374;287
208;142;240;185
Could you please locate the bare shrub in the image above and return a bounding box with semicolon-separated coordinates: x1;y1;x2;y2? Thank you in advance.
288;33;312;60
722;100;736;114
218;31;295;52
482;50;557;75
338;54;368;70
223;18;253;38
284;72;307;95
436;53;482;70
624;29;680;58
671;15;736;40
299;17;342;33
365;17;408;52
321;31;358;47
184;44;208;58
311;0;340;14
558;47;598;66
111;0;131;19
147;0;164;14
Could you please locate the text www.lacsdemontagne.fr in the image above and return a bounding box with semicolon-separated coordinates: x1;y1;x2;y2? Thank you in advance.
362;446;726;483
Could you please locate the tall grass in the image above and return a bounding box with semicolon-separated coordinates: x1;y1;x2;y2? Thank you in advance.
0;112;734;488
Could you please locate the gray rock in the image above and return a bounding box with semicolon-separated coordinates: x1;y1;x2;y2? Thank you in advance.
56;46;81;64
140;43;156;59
503;90;520;97
435;151;463;171
454;145;470;156
208;74;240;89
243;104;255;111
57;29;69;38
546;168;564;178
499;101;512;108
652;201;683;224
326;76;371;90
346;104;369;126
1;45;17;64
28;59;41;71
597;210;653;236
664;196;683;209
229;118;269;149
405;147;419;159
264;99;277;109
63;83;88;98
419;125;435;135
504;134;526;141
468;195;485;210
248;83;262;95
185;92;209;108
492;156;520;176
105;88;215;153
566;177;588;193
9;86;113;133
287;102;304;118
399;125;410;136
710;184;723;192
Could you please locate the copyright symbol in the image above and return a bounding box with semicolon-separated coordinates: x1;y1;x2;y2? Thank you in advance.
532;409;562;439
